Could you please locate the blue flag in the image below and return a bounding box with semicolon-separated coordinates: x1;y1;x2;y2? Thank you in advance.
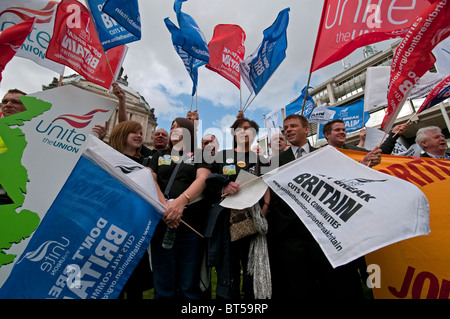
102;0;141;39
87;0;139;50
241;8;289;95
165;18;207;96
0;153;162;299
318;99;370;139
171;0;209;62
285;86;315;119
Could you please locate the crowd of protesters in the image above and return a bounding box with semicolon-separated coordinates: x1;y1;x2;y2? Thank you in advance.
1;84;448;299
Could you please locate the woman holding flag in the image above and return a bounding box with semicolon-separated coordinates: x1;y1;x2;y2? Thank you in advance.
109;120;166;299
149;117;212;299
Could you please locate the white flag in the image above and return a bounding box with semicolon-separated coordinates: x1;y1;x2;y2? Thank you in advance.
265;108;280;141
262;146;430;268
308;103;335;124
364;66;447;112
433;36;450;75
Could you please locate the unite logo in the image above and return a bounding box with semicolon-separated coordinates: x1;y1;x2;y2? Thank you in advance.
16;237;70;276
0;1;59;24
36;108;108;154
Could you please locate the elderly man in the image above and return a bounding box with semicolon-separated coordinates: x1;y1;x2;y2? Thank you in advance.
416;126;449;159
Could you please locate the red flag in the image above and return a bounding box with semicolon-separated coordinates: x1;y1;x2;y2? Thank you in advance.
45;0;124;89
206;24;246;89
310;0;430;73
0;17;35;83
417;75;450;114
382;1;450;132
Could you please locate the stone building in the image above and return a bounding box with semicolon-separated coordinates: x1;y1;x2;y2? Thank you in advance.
43;69;158;149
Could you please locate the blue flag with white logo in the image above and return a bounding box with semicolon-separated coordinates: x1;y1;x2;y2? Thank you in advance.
0;143;163;298
241;8;289;95
171;0;209;63
102;0;141;40
165;17;207;96
318;99;370;139
285;86;315;119
87;0;139;50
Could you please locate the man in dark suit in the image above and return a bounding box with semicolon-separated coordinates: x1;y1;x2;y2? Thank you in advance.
267;114;364;300
416;126;450;159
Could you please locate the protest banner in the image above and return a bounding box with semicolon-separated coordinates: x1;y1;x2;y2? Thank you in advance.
317;99;369;139
46;0;126;89
263;146;430;268
0;0;64;74
0;17;35;83
0;136;163;298
336;149;450;299
382;0;450;132
206;24;246;89
0;85;117;288
87;0;140;50
309;0;430;72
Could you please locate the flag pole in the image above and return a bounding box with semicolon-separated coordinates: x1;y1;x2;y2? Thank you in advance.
301;72;312;115
243;94;257;112
240;84;242;109
195;88;198;111
242;92;253;111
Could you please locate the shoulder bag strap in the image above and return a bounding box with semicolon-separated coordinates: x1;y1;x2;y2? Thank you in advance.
163;156;184;200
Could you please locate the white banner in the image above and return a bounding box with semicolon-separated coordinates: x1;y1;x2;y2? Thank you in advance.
263;146;430;268
0;0;64;74
0;85;116;287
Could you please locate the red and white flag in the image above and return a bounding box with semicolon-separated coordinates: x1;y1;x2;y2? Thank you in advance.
0;0;65;74
206;24;246;89
0;17;35;83
310;0;430;73
45;0;126;89
382;0;450;132
417;75;450;114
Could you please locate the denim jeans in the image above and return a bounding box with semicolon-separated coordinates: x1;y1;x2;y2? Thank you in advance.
151;230;204;299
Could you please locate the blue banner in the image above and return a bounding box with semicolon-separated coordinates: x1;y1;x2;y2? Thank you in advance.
172;0;209;62
285;86;315;118
102;0;141;40
165;17;207;96
246;8;289;95
318;99;370;139
87;0;139;50
0;155;161;299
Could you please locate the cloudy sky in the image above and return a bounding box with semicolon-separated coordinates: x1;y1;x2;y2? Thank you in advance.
0;0;394;148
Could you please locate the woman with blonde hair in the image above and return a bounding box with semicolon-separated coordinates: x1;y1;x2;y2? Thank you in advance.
109;120;144;160
109;120;158;299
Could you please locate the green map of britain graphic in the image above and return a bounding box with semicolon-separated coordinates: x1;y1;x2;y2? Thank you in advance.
0;97;51;266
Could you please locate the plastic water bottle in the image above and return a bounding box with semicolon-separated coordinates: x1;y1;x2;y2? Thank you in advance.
162;227;177;249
